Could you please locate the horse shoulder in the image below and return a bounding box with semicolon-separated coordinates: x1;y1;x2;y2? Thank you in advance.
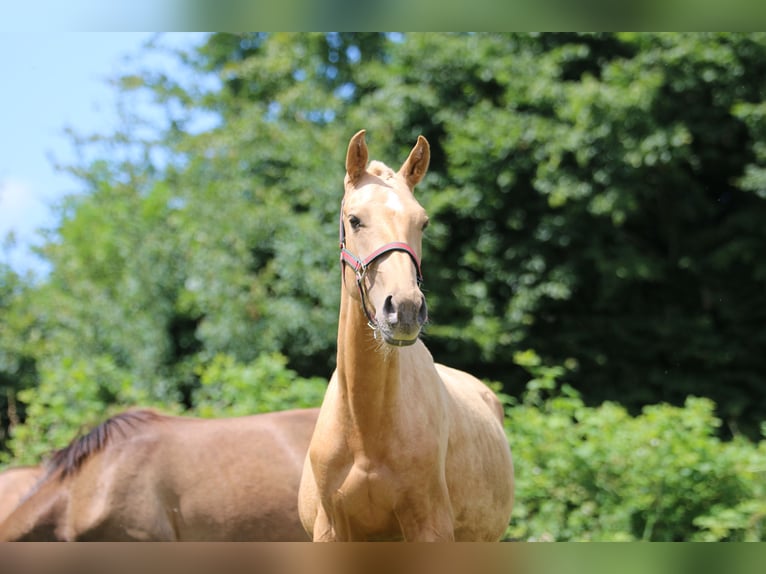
69;421;174;540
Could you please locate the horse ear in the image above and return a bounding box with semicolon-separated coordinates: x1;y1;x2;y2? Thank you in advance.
398;135;430;189
346;129;369;185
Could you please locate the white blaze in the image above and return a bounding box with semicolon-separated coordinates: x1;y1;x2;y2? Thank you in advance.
357;188;405;213
385;190;404;212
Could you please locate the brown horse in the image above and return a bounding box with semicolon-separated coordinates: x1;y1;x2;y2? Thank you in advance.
0;407;319;541
298;130;514;541
0;465;44;523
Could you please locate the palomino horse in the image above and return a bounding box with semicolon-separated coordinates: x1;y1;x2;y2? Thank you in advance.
0;465;44;523
298;130;514;541
0;407;319;541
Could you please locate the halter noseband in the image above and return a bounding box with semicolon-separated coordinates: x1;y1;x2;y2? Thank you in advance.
339;204;423;331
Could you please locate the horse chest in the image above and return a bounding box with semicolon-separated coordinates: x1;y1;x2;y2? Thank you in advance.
339;462;393;503
338;433;441;494
331;462;401;536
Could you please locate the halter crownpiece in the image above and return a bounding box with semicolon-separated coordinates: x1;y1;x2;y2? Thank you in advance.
338;202;423;333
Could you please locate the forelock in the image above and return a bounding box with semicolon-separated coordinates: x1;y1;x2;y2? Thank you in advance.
367;160;396;180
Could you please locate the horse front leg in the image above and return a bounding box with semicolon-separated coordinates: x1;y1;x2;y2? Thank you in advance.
311;505;338;542
395;492;455;542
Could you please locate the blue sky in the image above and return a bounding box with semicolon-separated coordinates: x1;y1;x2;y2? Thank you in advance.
0;32;205;276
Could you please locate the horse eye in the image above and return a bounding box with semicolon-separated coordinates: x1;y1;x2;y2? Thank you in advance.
349;215;362;230
421;219;430;231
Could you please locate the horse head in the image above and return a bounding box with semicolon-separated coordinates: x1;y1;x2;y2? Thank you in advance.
340;129;431;347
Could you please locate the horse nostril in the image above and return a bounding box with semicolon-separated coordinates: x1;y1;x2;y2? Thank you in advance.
417;296;428;326
383;295;397;323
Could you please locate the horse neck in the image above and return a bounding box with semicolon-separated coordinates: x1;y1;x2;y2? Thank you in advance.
336;284;402;429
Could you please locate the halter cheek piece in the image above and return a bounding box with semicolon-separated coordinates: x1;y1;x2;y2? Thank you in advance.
339;204;423;332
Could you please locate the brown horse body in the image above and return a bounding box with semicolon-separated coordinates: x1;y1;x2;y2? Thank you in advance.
0;407;319;541
0;465;44;524
298;130;514;541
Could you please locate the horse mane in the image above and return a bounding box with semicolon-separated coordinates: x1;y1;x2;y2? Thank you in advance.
44;409;166;480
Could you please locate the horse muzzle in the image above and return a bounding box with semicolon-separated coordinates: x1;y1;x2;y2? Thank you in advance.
376;293;428;347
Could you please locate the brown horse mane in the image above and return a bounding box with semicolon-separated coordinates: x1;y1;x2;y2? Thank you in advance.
44;409;166;480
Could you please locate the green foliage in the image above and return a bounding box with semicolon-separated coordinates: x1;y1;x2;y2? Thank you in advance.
398;33;766;436
0;355;182;466
504;351;766;541
191;352;326;418
0;264;39;446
